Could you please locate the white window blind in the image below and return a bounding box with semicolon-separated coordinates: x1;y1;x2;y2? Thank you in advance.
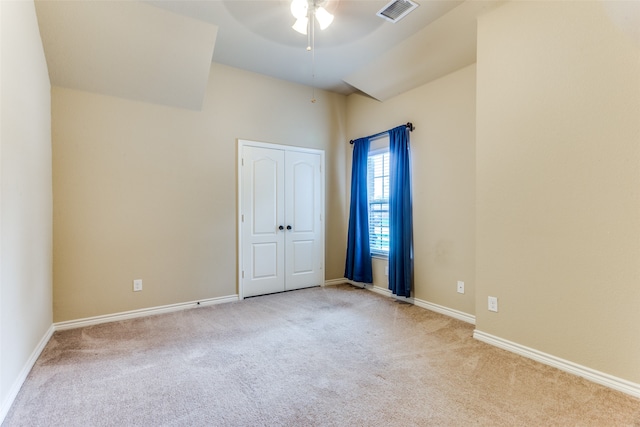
368;148;390;254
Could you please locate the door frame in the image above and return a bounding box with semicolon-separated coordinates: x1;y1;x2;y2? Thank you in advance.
237;139;325;300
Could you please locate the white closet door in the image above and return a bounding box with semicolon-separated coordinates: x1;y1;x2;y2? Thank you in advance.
241;146;285;297
239;141;324;299
284;150;323;291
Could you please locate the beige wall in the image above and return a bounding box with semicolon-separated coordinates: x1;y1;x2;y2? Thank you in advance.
476;1;640;383
346;64;476;316
6;0;637;407
52;63;347;322
0;0;53;415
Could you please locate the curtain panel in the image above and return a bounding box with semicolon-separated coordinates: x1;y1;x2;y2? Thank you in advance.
344;137;373;283
388;125;413;297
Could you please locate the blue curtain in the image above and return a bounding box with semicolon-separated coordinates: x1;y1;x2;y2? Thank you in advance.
344;137;373;283
388;125;413;297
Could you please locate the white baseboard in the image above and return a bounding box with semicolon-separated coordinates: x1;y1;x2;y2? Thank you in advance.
0;324;55;425
369;284;393;296
343;279;476;325
473;329;640;399
334;279;367;288
54;294;239;331
333;280;388;295
323;278;349;286
413;298;476;325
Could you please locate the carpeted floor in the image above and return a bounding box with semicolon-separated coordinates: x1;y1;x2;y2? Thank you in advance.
3;284;640;426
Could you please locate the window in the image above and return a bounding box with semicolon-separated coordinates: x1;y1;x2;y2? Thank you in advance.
368;146;390;255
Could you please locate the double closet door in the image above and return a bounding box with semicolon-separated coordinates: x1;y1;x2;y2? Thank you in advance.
239;141;324;298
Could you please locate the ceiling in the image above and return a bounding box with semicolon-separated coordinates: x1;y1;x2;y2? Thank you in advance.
35;0;505;110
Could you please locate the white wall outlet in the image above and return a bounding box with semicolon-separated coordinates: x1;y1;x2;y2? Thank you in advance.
457;281;465;294
385;265;389;276
488;296;498;312
133;279;143;292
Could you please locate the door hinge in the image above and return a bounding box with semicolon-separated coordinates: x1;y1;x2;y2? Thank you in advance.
241;214;244;222
241;158;244;166
242;270;245;278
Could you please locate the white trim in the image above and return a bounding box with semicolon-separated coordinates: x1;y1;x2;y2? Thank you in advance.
343;279;368;289
0;324;55;424
323;278;348;286
413;297;476;325
237;140;244;300
343;278;476;324
54;295;238;331
369;284;390;295
473;329;640;399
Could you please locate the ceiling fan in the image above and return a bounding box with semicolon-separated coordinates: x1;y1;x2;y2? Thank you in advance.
290;0;335;35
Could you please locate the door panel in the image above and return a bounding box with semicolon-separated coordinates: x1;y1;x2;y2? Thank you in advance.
292;240;314;274
253;159;279;234
292;162;314;231
252;243;278;278
242;146;285;297
285;151;323;290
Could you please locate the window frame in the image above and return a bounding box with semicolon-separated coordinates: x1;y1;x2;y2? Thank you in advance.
367;137;390;257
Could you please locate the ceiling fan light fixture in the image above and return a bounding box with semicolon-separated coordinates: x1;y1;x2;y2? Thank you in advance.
290;0;334;35
315;6;334;30
290;0;308;19
292;17;309;34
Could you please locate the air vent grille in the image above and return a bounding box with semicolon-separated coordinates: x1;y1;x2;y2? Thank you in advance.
376;0;419;23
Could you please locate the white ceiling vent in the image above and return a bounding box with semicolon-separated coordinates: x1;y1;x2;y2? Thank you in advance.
376;0;419;23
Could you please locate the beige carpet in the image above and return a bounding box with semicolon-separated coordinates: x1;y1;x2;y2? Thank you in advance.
4;284;639;426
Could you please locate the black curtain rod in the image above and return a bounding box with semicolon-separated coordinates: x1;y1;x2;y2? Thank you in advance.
349;122;414;144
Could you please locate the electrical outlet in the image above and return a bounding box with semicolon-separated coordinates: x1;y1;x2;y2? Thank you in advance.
385;265;389;276
457;281;465;294
133;279;143;292
488;296;498;312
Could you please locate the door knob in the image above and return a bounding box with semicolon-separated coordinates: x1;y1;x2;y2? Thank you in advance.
286;225;292;230
279;225;284;230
